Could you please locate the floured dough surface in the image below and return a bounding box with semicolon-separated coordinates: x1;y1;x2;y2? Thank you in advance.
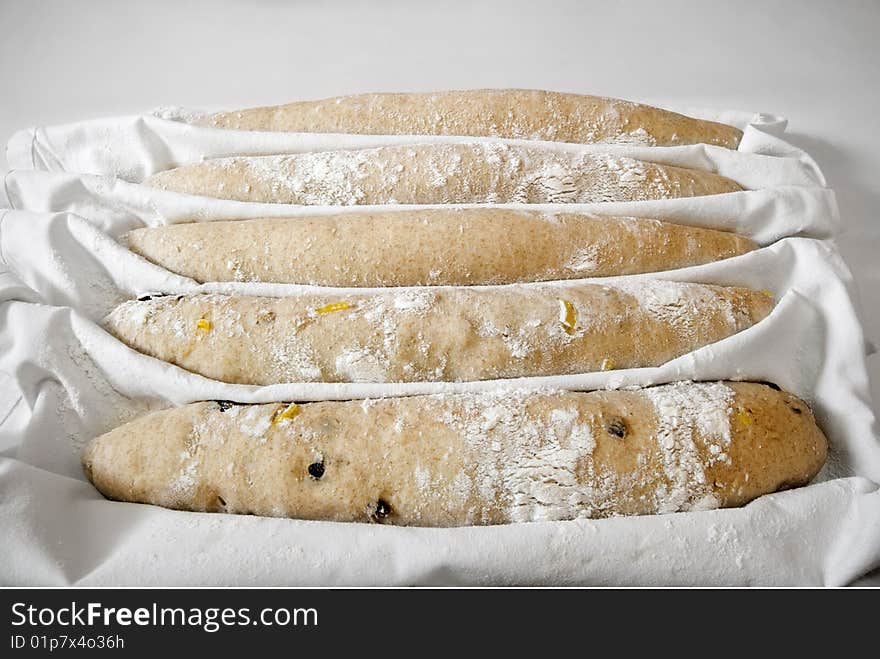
82;382;827;526
144;142;743;204
197;89;743;149
123;210;757;286
103;282;773;385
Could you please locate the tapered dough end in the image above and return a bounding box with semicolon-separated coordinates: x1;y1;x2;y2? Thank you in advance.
712;382;828;508
81;402;214;510
723;286;775;327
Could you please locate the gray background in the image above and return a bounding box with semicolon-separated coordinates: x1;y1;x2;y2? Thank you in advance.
1;0;878;414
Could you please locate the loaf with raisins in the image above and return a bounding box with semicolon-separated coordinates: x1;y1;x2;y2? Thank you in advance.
103;282;773;385
81;382;826;526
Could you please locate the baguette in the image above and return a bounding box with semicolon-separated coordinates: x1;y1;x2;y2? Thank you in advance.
144;143;743;205
103;283;773;385
197;89;743;149
81;381;827;526
122;210;756;286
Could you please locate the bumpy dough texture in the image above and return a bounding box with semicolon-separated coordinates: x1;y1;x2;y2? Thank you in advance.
144;142;743;205
82;382;827;526
198;89;743;149
123;210;757;286
103;283;773;385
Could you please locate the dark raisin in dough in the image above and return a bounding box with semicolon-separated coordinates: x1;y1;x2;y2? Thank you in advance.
373;499;392;520
607;418;627;439
307;461;325;479
216;400;235;412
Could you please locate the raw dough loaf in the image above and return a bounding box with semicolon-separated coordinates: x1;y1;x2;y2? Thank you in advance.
143;142;743;205
197;89;743;149
81;381;827;526
122;210;756;286
103;283;773;385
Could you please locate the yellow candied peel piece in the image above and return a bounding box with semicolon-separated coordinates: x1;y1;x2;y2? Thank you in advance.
736;409;753;427
315;301;351;314
196;318;212;332
271;403;301;425
558;299;577;335
601;358;616;371
760;289;774;299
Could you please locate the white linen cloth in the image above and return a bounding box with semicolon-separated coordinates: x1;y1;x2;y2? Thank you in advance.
1;107;877;585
